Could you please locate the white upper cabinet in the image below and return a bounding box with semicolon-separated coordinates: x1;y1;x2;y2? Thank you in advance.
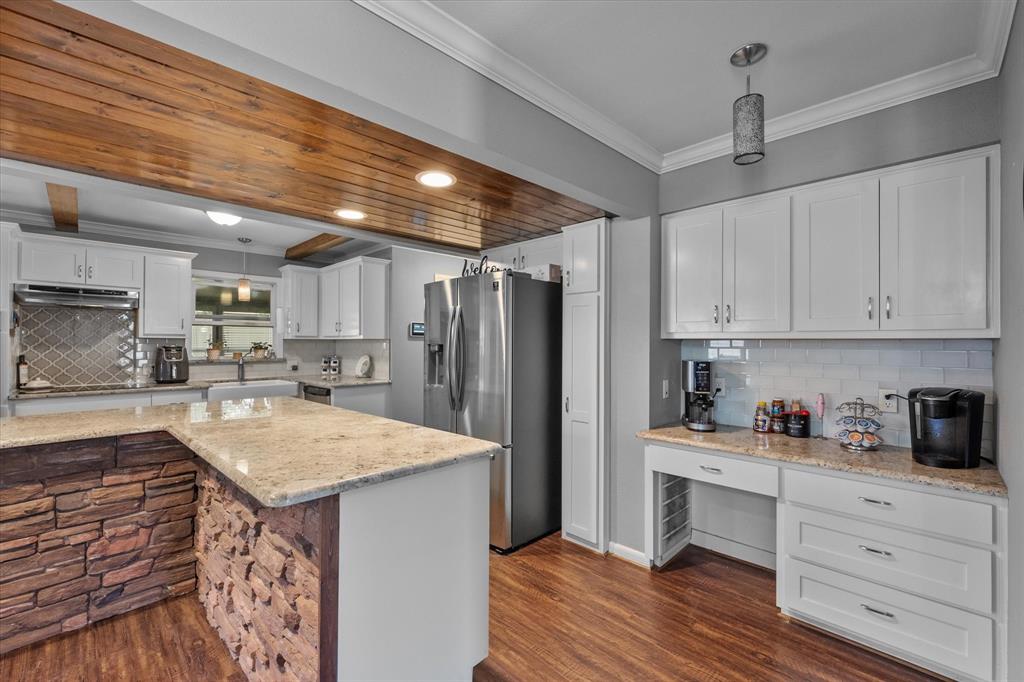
723;196;791;333
661;145;999;339
338;260;363;338
319;267;342;338
662;208;724;334
280;265;319;338
793;178;880;332
19;239;86;284
85;247;143;288
562;219;602;294
879;156;989;331
517;233;562;269
315;257;388;340
140;254;192;337
482;244;519;269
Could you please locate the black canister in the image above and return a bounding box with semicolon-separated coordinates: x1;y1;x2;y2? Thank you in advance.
786;410;811;438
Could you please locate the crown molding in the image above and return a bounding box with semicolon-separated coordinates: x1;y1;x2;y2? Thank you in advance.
355;0;664;172
361;0;1016;175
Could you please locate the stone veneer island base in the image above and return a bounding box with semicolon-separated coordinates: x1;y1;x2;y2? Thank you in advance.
0;398;495;681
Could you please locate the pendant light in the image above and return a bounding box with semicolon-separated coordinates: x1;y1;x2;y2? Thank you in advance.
730;43;767;165
237;237;252;303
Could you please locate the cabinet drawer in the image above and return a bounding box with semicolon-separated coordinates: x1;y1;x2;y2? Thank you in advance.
785;558;993;680
785;506;993;612
784;469;993;544
646;445;778;497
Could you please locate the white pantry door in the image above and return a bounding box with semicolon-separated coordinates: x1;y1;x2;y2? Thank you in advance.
562;292;599;545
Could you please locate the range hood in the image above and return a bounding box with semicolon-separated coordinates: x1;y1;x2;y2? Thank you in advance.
14;284;139;309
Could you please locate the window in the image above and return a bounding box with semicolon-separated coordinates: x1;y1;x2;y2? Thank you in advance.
191;278;274;356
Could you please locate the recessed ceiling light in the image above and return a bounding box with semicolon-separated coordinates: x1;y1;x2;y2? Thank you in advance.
416;170;457;188
205;211;242;226
335;208;366;220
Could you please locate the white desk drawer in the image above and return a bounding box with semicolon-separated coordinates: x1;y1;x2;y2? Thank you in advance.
784;469;993;544
785;558;993;680
785;506;993;612
646;445;778;497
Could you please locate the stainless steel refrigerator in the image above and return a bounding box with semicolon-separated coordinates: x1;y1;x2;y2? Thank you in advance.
424;270;561;551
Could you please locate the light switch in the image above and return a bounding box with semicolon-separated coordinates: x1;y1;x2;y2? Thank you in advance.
662;379;669;399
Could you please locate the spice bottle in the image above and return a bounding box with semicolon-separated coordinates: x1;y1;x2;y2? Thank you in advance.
753;401;770;432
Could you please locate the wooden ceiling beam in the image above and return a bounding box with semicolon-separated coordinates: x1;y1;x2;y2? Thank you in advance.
44;182;77;232
285;233;351;261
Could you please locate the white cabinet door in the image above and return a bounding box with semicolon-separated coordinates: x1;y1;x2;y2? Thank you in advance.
518;233;562;269
723;196;791;332
879;156;988;330
19;239;86;284
293;270;319;337
482;244;519;269
562;292;599;544
357;259;389;339
562;219;601;293
793;179;880;331
338;261;362;338
662;209;723;334
86;247;143;288
141;255;191;337
319;268;342;338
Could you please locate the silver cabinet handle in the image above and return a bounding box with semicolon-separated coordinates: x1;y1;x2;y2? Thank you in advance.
521;254;526;268
867;297;873;320
565;270;571;287
87;265;94;280
77;264;83;278
713;304;719;324
180;318;184;330
297;322;301;333
858;496;892;507
699;465;723;474
725;304;731;324
885;296;892;319
565;396;569;413
860;604;895;620
858;544;893;558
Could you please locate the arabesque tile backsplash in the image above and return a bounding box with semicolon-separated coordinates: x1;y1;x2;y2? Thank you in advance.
20;306;136;387
681;338;995;459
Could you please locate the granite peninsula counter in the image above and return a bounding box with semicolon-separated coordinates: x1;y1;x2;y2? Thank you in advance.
0;397;495;681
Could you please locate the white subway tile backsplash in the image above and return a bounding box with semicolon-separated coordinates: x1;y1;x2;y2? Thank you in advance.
942;339;993;351
944;368;995;387
789;363;824;378
858;365;900;382
840;349;880;365
774;376;806;392
878;350;921;366
759;362;791;376
823;365;860;379
806;349;842;364
709;339;732;348
898;367;945;383
840;379;880;397
921;350;968;368
789;340;822;349
746;348;776;361
775;348;808;362
967;351;993;369
804;378;843;394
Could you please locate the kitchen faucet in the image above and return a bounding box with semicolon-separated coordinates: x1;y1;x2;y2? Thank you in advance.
237;355;245;382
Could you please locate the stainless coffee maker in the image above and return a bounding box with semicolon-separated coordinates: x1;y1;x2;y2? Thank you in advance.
682;360;720;432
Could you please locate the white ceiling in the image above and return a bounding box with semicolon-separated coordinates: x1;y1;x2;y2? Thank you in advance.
0;172;378;261
362;0;1016;171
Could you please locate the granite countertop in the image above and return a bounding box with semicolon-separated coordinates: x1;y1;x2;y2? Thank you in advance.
286;374;390;389
9;382;211;400
638;424;1007;498
0;397;498;507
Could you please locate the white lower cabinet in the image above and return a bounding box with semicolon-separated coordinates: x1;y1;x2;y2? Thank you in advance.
10;389;205;416
330;384;390;418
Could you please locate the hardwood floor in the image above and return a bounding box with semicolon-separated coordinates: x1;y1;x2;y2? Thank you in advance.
474;534;937;682
0;534;936;681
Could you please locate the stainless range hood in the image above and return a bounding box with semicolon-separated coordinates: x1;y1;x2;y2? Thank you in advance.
14;284;139;309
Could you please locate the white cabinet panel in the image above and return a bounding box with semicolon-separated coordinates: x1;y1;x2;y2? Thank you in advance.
562;292;599;544
19;239;86;284
723;196;791;332
645;445;778;497
662;209;723;334
331;384;390;417
85;247;143;288
880;156;988;330
339;260;362;338
517;233;562;269
141;254;191;337
12;393;152;416
281;266;319;338
319;268;342;338
793;179;880;331
482;244;519;269
562;219;601;293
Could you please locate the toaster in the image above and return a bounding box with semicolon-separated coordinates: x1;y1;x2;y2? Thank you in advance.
155;345;189;384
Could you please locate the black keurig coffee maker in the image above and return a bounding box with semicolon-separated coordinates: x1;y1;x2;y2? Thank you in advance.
905;388;985;468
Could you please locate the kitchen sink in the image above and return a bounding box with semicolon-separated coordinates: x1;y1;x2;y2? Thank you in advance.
206;379;299;401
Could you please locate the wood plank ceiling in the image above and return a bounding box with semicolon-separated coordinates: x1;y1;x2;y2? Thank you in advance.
0;0;606;253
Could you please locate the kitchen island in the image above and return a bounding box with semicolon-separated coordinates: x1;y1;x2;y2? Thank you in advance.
0;397;498;681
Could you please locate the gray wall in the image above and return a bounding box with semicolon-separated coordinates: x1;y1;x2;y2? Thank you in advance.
73;0;658;219
994;4;1023;678
659;78;1000;214
386;247;467;425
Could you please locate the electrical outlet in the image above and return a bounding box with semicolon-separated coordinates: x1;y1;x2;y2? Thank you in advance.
662;379;670;400
714;378;727;397
878;389;898;413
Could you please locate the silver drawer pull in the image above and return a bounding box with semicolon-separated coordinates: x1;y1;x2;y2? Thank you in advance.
858;496;892;507
699;465;723;474
858;544;893;558
860;604;895;620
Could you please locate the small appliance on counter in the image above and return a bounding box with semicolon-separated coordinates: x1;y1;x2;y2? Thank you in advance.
354;354;373;378
154;345;189;384
834;397;885;451
902;387;985;469
682;360;720;432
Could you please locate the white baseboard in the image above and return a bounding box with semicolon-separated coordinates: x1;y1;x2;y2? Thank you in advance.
690;529;776;570
608;542;649;567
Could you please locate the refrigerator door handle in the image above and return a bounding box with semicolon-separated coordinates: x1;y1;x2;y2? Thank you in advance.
445;307;457;410
455;304;467;411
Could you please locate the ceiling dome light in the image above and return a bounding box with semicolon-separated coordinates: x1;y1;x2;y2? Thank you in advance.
205;211;242;226
335;208;367;220
415;170;457;188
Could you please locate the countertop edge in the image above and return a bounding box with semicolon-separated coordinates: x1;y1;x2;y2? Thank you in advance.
637;428;1008;499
